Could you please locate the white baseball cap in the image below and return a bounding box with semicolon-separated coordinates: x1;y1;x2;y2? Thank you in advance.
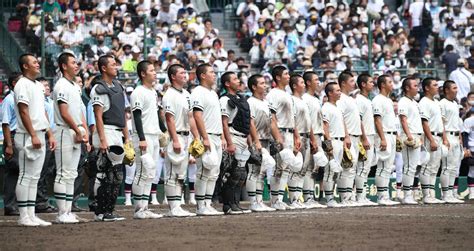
167;147;187;165
377;139;392;162
313;152;329;167
202;149;220;169
24;143;42;161
288;151;303;173
260;148;275;173
140;152;156;171
328;159;342;173
278;149;294;170
440;144;449;158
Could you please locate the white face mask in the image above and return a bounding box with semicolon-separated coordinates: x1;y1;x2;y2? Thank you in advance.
124;27;132;33
202;49;209;54
196;17;203;23
349;40;356;46
268;4;275;11
162;27;169;33
382;9;389;15
155;40;162;46
469;100;474;106
355;34;362;39
385;60;392;66
393;75;401;82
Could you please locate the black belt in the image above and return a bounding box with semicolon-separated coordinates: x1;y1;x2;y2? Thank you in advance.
299;133;309;137
333;137;344;141
115;128;122;131
177;131;190;136
447;131;460;136
208;133;221;137
279;128;294;133
231;132;247;138
313;133;323;137
431;132;443;137
41;129;47;132
386;131;397;135
350;134;361;137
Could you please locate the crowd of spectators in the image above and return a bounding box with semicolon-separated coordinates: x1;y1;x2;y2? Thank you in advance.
5;0;474;100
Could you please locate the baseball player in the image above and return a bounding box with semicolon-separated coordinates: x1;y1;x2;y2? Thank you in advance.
354;73;378;206
301;71;327;208
52;52;89;223
439;80;465;203
191;63;224;216
246;74;279;212
288;74;314;209
91;55;128;222
266;65;301;210
130;60;164;219
372;75;400;206
321;82;345;208
220;71;261;214
14;53;57;226
335;71;361;206
2;72;22;216
463;108;474;200
398;77;423;205
162;64;199;217
419;78;447;204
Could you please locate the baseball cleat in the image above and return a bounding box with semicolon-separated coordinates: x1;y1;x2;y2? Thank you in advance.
207;204;225;216
250;202;266;212
422;197;438;204
259;201;277;211
363;198;378;206
133;209;147;219
18;216;40;227
196;207;214;216
143;209;163;219
150;197;160;205
223;204;243;215
326;199;343;208
271;201;287;211
56;213;79;224
402;196;418;205
30;215;52;226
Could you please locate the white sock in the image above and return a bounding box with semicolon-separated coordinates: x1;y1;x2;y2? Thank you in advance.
205;180;217;203
54;182;67;214
194;179;207;207
132;183;144;210
419;174;431;197
303;175;314;202
16;182;29;218
65;182;74;213
355;175;365;199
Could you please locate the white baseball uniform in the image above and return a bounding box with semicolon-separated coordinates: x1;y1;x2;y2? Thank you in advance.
372;94;398;199
321;102;345;202
130;85;161;210
14;77;49;221
52;77;84;215
336;93;361;201
398;96;423;192
191;85;223;207
439;98;463;195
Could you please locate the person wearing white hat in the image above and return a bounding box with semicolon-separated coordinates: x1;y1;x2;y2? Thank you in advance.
398;77;423;205
266;65;301;210
439;80;465;203
302;71;327;208
219;71;261;215
129;60;164;220
419;78;448;204
354;73;378;206
90;55;129;221
246;74;281;212
372;75;400;206
335;71;361;206
321;82;345;208
14;54;57;226
191;63;224;216
52;52;88;223
287;74;314;209
162;64;199;217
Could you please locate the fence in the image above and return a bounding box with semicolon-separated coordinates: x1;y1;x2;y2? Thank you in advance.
0;22;23;73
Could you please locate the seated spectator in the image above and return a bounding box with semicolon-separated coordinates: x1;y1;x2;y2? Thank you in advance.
91;35;110;56
118;22;139;46
60;22;84;47
122;46;141;73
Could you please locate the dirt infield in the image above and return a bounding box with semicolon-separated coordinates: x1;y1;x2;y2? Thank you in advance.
1;202;473;250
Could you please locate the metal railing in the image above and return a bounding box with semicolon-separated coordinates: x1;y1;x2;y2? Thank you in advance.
0;22;22;73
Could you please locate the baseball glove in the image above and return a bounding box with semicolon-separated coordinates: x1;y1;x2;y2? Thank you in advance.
159;132;170;147
322;140;333;153
404;138;420;148
123;141;135;165
358;142;367;161
247;147;263;165
188;138;205;158
396;138;403;152
342;147;353;169
269;140;283;156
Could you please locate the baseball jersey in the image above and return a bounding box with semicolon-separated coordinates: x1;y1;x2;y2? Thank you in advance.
14;77;49;133
162;86;191;132
248;96;272;140
398;96;423;135
293;96;311;134
336;93;362;136
418;97;443;134
355;94;375;136
463;117;474;151
130;85;161;135
1;92;17;131
266;88;295;129
302;93;323;134
372;94;397;133
321;102;345;138
191;85;222;135
439;98;461;132
53;77;83;127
